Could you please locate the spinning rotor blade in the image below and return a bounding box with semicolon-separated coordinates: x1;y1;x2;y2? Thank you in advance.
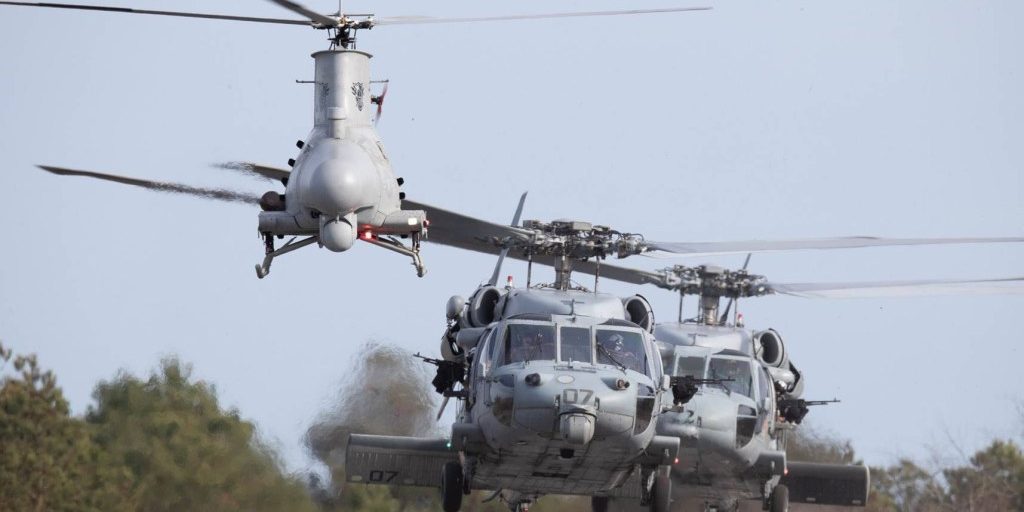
265;0;339;27
767;276;1024;299
0;1;309;25
564;259;1024;299
648;236;1024;256
37;165;260;205
375;6;711;26
403;199;532;256
214;162;291;183
488;192;529;286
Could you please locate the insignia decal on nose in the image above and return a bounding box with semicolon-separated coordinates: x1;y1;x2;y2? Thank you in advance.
351;82;365;111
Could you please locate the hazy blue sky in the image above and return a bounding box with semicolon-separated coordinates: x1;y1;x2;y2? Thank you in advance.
1;0;1021;473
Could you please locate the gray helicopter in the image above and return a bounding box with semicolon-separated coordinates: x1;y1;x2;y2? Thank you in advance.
551;260;1024;512
339;199;1023;512
346;201;682;512
2;0;710;279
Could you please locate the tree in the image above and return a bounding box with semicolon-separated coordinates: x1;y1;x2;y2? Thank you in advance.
0;342;124;512
85;356;318;512
943;439;1024;511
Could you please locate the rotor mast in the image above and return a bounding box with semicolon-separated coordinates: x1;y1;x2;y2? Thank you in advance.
658;265;769;326
501;220;646;292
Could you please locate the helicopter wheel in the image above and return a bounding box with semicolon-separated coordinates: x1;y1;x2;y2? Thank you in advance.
591;496;610;512
649;474;671;512
441;461;464;512
769;484;789;512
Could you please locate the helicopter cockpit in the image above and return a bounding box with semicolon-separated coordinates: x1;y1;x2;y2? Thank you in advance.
708;355;754;398
490;316;656;379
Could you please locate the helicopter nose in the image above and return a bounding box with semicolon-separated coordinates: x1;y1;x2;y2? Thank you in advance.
560;413;595;445
303;144;377;216
660;391;736;452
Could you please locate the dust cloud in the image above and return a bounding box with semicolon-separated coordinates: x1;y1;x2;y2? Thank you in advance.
305;341;441;472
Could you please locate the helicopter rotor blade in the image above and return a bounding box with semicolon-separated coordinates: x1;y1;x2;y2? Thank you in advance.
647;236;1024;257
265;0;339;27
488;192;528;287
37;165;261;205
564;259;1024;299
214;162;291;183
0;1;310;25
374;6;711;26
767;276;1024;299
403;199;533;255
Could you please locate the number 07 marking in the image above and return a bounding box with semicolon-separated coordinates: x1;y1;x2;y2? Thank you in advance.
369;470;398;482
563;388;594;405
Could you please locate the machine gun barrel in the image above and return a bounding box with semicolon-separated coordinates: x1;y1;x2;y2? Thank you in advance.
777;398;840;424
412;351;447;366
413;352;467;395
802;398;841;406
779;398;840;407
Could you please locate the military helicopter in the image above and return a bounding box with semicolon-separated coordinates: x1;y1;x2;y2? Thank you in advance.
531;260;1023;512
346;200;682;512
338;198;1023;512
1;0;710;278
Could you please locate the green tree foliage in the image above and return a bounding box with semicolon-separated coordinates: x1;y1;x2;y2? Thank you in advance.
85;356;318;512
0;342;124;512
786;422;1024;512
942;440;1024;511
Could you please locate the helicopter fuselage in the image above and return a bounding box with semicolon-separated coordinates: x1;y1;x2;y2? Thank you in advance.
460;312;671;499
654;322;867;510
656;326;784;509
257;49;426;254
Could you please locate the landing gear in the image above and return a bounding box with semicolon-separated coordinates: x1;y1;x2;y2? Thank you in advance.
360;232;427;277
441;461;463;512
769;484;789;512
649;474;671;512
255;235;318;278
591;496;610;512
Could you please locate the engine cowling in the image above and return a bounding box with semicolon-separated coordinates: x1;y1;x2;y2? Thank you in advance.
467;286;503;327
756;329;803;397
622;295;655;332
754;329;787;368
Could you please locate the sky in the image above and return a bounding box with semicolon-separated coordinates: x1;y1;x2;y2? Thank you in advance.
0;0;1021;474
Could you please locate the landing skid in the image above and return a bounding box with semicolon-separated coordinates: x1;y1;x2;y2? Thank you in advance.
256;235;318;279
361;233;426;277
255;232;426;278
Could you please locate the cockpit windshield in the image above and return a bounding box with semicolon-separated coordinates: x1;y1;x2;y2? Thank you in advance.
596;329;647;375
503;324;556;364
708;357;753;397
675;356;706;379
559;326;592;363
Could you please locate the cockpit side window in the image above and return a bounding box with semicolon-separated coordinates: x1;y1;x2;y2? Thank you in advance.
596;329;647;375
503;324;556;365
675;356;706;379
661;353;674;377
559;326;592;363
708;357;753;398
477;328;494;376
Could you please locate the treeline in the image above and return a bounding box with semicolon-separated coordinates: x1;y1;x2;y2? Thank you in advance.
786;429;1024;512
1;342;1021;511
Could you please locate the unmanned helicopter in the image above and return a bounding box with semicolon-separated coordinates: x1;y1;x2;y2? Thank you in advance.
1;0;709;278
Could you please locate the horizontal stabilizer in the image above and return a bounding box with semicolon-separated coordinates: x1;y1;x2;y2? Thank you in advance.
345;434;457;488
780;461;869;507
